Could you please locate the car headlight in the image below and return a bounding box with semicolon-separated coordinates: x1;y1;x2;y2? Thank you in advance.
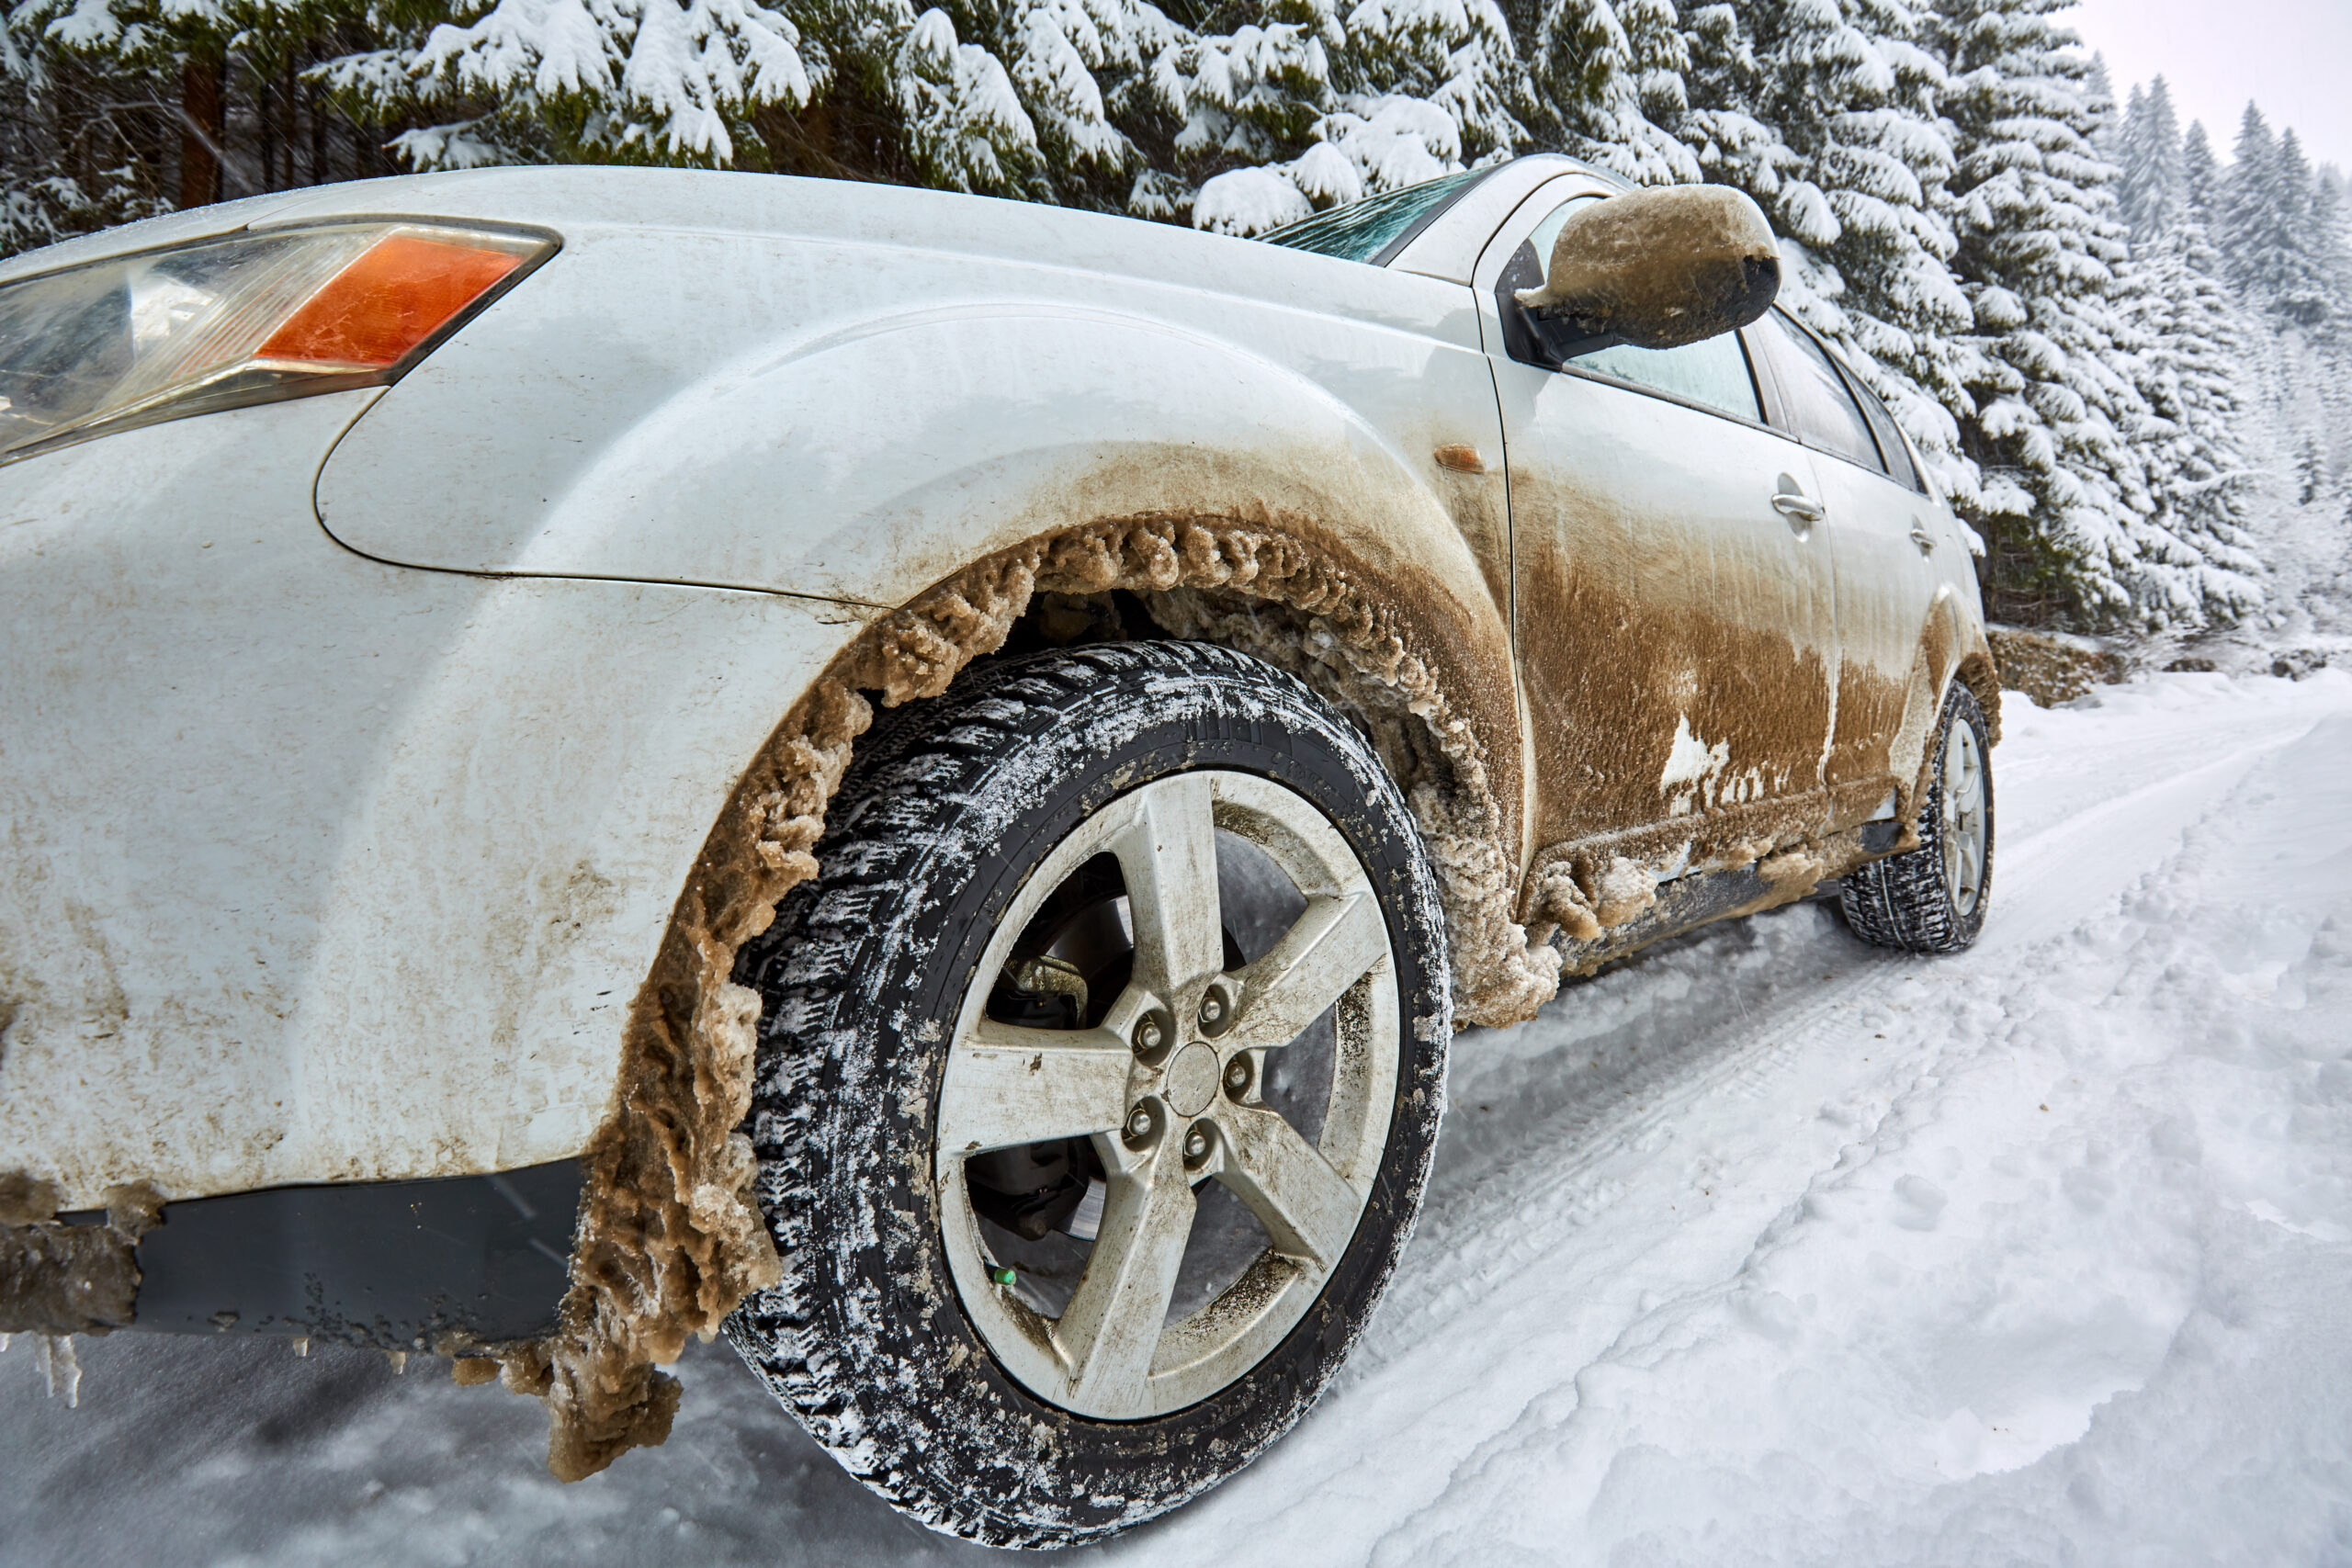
0;219;557;464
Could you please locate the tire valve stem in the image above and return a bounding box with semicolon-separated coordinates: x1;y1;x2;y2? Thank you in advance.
990;1267;1017;1288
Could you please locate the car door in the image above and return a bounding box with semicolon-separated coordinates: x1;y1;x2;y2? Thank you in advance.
1746;310;1946;817
1478;185;1840;869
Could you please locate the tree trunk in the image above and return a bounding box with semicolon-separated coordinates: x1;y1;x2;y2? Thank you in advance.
180;53;224;209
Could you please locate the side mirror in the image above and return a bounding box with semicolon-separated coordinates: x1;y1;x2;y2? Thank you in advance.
1514;185;1780;356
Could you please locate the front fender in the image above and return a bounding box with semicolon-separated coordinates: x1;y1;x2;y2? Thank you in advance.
0;390;878;1204
318;230;1525;852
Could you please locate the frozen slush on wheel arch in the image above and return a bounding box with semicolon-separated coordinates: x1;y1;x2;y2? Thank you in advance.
724;642;1452;1547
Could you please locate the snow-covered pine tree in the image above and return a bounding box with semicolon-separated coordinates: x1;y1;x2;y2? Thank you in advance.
1679;0;1971;494
0;0;398;255
2315;167;2352;315
344;0;825;175
2263;128;2333;331
1522;0;1695;186
0;7;172;254
2114;73;2183;244
2179;114;2219;222
2117;189;2266;623
2214;101;2328;328
1928;0;2163;626
339;0;1193;209
1184;0;1528;234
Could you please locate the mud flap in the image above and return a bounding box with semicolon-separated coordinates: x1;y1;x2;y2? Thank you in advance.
47;1159;583;1348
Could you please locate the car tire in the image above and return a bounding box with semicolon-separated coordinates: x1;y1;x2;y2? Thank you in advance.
1839;682;1994;953
724;641;1451;1548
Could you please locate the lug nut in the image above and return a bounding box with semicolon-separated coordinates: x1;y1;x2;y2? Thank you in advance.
1126;1106;1153;1138
1198;992;1226;1028
1225;1058;1250;1090
1185;1128;1209;1160
1133;1015;1164;1054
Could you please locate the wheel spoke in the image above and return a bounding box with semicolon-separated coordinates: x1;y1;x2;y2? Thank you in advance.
1110;776;1225;998
1215;1104;1363;1269
936;1020;1134;1156
1056;1138;1196;1409
1227;893;1388;1051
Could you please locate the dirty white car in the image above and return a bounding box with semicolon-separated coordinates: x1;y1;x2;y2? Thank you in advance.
0;154;1996;1545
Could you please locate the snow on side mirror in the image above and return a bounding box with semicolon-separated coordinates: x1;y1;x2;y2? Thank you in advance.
1515;185;1781;355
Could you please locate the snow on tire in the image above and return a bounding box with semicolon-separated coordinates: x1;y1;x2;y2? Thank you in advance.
724;641;1452;1548
1840;682;1994;953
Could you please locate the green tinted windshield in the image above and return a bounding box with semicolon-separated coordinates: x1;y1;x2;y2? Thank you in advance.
1260;169;1487;265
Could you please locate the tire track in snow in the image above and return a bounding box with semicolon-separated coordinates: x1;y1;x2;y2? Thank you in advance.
1382;697;2325;1340
1132;684;2349;1563
1343;688;2352;1565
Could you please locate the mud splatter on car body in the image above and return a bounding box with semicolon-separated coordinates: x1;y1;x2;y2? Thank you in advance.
0;163;1997;1490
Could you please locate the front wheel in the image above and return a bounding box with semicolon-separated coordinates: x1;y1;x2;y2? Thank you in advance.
726;642;1451;1547
1840;682;1994;953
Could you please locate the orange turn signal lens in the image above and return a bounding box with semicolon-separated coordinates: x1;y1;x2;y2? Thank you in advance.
258;233;528;370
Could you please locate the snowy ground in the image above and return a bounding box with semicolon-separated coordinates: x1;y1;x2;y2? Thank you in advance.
8;668;2352;1566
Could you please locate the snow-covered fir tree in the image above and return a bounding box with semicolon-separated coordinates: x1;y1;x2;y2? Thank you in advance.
2104;75;2264;624
2114;73;2183;243
1521;0;1694;186
2215;104;2336;331
0;10;172;251
1928;0;2163;625
2118;224;2266;621
1679;0;1971;490
1184;0;1529;233
1;0;2345;636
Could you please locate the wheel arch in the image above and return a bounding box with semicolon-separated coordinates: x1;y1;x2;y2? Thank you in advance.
1887;586;2000;829
502;510;1562;1479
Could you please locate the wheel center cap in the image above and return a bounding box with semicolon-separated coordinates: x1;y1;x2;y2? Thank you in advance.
1164;1043;1219;1118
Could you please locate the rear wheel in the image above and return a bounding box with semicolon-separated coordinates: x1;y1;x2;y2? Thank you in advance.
726;642;1451;1547
1840;682;1993;953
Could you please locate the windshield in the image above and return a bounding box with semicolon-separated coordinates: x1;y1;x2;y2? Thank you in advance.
1259;169;1488;265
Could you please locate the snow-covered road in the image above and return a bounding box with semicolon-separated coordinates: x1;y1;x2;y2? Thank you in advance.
9;670;2351;1565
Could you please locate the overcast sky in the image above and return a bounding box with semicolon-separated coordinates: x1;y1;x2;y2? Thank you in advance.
2067;0;2351;174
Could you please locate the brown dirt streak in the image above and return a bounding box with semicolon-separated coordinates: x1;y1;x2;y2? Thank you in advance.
1512;513;1836;942
502;513;1559;1480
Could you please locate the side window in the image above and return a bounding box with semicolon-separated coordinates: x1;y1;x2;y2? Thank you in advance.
1497;197;1762;424
1755;312;1885;474
1844;367;1925;494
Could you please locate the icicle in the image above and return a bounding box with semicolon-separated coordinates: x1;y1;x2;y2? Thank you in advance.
291;1337;310;1358
385;1350;408;1374
37;1335;80;1408
0;1333;12;1353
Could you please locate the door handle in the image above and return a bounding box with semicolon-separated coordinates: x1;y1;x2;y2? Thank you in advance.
1770;490;1825;524
1908;518;1937;554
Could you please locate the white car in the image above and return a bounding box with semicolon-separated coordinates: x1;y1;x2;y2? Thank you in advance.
0;154;1996;1545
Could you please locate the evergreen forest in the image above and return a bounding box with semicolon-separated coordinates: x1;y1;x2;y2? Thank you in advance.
3;0;2346;636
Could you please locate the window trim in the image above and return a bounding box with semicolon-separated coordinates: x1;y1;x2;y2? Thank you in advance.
1751;308;1896;479
1828;351;1928;496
